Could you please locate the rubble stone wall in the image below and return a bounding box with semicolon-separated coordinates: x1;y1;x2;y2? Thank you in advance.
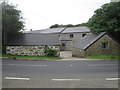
6;45;60;56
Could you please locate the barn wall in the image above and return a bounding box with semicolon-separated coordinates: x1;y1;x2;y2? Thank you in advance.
72;48;85;57
6;45;60;56
72;35;120;57
60;33;90;51
85;35;120;56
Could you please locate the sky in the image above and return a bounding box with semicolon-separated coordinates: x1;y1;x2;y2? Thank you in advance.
8;0;110;31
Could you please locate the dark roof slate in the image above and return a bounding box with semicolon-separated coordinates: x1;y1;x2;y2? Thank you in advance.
26;27;90;34
74;32;106;50
61;26;90;33
27;28;65;34
7;34;60;46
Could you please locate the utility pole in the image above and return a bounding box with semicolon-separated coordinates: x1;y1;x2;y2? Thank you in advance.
0;0;2;55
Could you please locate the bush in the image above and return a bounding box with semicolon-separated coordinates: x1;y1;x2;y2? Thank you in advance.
44;46;57;56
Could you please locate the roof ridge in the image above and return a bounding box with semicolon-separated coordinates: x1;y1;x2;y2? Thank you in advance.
74;32;106;50
84;32;106;50
60;27;67;33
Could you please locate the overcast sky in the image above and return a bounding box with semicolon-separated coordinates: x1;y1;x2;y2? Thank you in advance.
8;0;110;31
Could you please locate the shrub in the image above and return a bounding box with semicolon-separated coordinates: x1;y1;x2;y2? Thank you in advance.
44;46;57;56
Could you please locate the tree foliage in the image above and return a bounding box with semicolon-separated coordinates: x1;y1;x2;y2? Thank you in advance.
49;23;87;28
88;2;120;34
2;1;25;53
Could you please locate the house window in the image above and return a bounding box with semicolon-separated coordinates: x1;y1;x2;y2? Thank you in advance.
62;43;65;47
82;33;86;37
101;42;109;49
70;34;74;38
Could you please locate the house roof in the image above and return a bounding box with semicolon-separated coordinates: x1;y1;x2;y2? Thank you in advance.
61;26;90;33
73;32;106;50
25;30;45;33
27;27;65;34
26;27;90;34
7;34;60;46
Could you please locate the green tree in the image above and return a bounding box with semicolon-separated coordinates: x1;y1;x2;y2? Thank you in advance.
88;2;120;34
50;24;74;28
49;23;88;28
2;1;25;53
49;24;59;28
74;23;88;27
65;24;74;27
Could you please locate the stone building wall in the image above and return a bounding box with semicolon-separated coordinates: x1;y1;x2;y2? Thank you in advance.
6;45;60;56
85;35;120;57
60;33;91;51
72;48;85;57
72;35;120;57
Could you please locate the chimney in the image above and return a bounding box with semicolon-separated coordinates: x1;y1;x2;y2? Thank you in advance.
30;29;32;31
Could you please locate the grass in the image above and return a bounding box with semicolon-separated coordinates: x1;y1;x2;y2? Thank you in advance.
2;54;61;60
86;55;120;60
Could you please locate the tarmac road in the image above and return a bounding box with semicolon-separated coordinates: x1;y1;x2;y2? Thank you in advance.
2;58;119;88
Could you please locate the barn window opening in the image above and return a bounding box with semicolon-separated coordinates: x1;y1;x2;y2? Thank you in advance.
70;34;74;38
62;43;65;47
82;33;86;37
101;42;109;49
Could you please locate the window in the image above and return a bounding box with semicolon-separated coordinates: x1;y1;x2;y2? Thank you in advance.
70;34;74;38
62;43;65;47
101;42;109;49
82;33;86;37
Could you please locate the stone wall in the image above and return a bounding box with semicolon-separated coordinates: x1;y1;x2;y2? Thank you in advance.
85;35;120;56
72;35;120;57
6;45;60;56
72;48;85;57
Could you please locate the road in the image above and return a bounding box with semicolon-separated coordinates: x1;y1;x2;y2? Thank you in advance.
2;58;119;88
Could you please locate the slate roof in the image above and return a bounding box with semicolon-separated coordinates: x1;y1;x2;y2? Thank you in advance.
25;30;44;33
7;34;60;46
27;28;65;34
26;27;90;34
61;26;90;33
74;32;106;50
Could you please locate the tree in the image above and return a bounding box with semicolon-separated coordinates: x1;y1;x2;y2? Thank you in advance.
49;23;88;28
88;2;120;34
2;1;25;53
74;23;88;27
65;24;74;27
49;24;59;28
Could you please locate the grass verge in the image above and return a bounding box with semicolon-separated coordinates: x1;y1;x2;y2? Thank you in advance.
2;54;61;60
86;55;120;60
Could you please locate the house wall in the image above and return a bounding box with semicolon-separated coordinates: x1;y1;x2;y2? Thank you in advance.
60;33;90;41
61;41;73;51
72;35;120;57
72;48;85;57
6;45;60;56
85;35;120;56
60;33;90;51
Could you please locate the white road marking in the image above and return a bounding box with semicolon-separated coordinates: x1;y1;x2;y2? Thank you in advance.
5;77;30;80
52;79;80;81
7;64;47;67
106;78;120;81
88;64;117;67
70;65;72;66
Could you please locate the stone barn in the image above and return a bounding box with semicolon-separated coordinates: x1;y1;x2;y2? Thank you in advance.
72;32;120;57
6;34;60;56
27;26;91;51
